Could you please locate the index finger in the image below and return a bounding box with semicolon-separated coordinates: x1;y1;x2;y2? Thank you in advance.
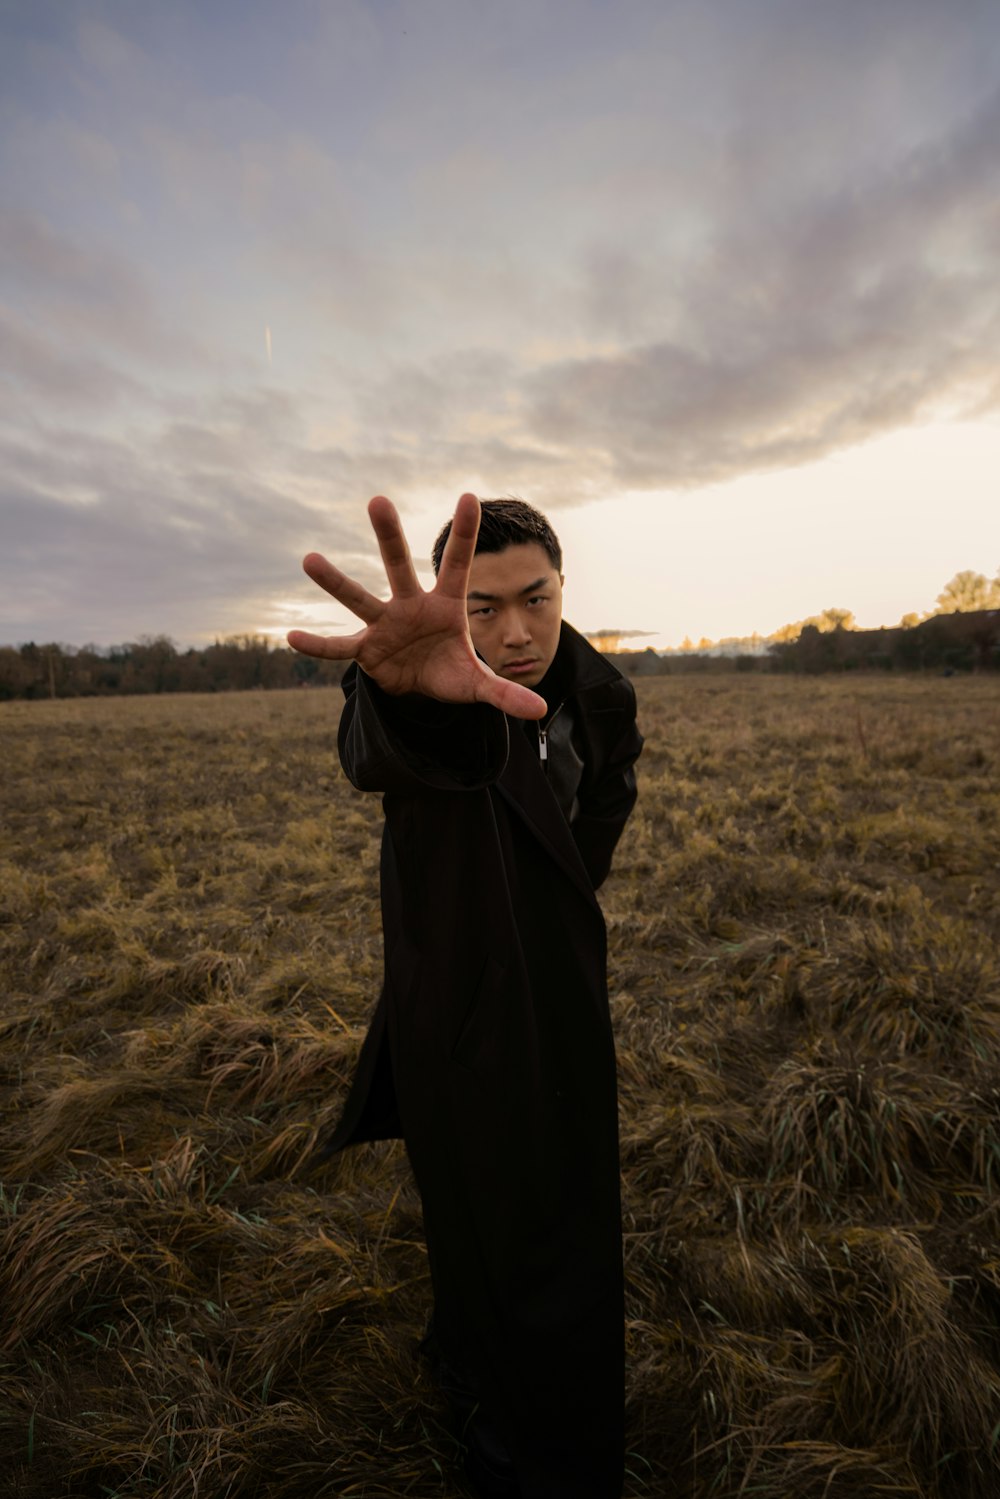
434;492;481;601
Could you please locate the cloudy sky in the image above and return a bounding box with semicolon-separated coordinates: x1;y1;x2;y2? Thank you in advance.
2;0;999;651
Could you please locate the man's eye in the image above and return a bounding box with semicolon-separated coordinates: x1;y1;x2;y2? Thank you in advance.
471;607;496;618
527;596;547;607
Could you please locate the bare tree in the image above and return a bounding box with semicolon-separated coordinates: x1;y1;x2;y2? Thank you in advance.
935;570;1000;614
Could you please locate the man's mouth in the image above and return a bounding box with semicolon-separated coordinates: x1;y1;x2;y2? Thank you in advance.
503;658;539;676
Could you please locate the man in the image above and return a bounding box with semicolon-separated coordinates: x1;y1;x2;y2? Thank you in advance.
288;493;642;1499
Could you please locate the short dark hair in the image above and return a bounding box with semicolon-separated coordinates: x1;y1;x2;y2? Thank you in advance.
432;496;562;575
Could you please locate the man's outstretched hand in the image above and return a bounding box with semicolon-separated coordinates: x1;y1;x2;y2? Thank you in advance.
287;493;547;720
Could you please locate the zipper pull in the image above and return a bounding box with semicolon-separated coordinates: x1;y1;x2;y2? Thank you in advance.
538;726;548;762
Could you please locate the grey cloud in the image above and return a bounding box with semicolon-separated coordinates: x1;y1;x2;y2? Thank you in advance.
522;88;1000;489
387;434;570;510
348;350;583;506
157;389;309;471
0;414;371;646
155;389;424;518
355;349;520;437
0;209;210;370
0;211;147;318
0;307;145;414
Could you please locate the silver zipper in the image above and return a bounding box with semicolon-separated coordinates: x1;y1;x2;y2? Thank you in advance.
538;701;566;766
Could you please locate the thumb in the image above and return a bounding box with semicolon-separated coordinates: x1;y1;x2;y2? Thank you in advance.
474;666;546;720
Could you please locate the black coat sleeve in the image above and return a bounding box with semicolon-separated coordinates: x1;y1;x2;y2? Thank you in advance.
337;662;510;794
572;677;643;890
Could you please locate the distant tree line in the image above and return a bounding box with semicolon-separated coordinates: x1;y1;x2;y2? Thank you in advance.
0;635;346;701
768;608;1000;674
612;608;1000;677
3;572;998;700
4;615;998;699
764;567;1000;674
614;568;1000;677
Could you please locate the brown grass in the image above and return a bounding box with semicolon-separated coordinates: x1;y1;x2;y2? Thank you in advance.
2;675;1000;1495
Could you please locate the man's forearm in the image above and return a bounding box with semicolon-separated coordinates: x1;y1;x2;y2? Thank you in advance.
339;664;510;795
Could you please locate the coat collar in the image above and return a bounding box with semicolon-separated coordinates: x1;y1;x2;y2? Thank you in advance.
551;620;624;697
493;620;614;913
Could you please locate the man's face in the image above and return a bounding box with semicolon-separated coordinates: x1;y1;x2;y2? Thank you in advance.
466;542;564;690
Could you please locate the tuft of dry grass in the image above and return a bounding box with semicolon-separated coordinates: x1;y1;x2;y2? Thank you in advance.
820;911;1000;1066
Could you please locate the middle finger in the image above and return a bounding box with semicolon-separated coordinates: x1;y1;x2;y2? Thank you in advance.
435;492;481;601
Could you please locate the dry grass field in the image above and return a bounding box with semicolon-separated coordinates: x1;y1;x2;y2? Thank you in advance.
2;674;999;1498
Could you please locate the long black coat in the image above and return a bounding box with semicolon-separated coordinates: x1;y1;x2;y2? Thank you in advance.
326;622;642;1499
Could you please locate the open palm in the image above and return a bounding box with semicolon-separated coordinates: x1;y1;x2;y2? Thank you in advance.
287;493;547;720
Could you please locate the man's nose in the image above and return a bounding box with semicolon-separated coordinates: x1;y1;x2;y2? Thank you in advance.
501;609;531;645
